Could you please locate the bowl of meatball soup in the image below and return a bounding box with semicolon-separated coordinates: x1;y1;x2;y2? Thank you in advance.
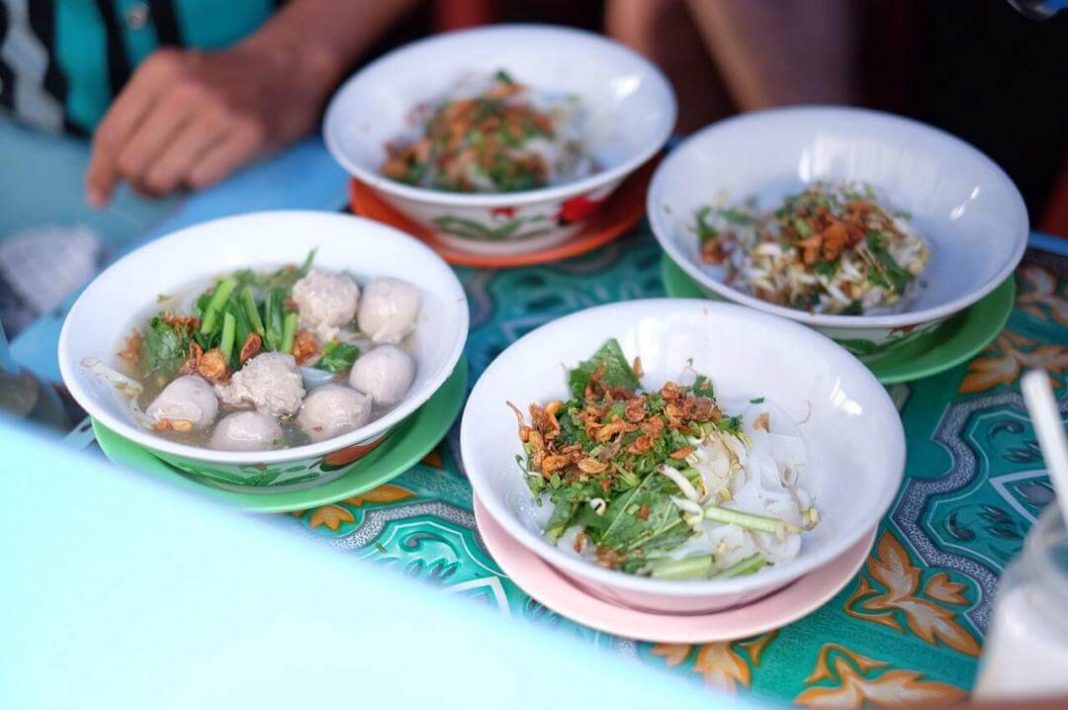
59;211;469;491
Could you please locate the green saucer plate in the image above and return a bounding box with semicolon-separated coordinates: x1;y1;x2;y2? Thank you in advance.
93;355;469;513
660;255;1015;385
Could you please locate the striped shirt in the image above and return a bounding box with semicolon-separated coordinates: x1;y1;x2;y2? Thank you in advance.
0;0;277;135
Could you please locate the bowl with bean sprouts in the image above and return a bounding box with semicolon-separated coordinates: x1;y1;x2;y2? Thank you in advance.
649;107;1028;361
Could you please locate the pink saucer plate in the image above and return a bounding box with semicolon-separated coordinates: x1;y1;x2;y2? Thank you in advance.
474;496;876;643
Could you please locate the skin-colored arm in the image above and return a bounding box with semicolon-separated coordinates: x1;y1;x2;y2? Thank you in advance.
683;0;857;110
86;0;420;207
604;0;732;134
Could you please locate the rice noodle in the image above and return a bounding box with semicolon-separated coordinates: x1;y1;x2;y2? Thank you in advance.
672;400;815;569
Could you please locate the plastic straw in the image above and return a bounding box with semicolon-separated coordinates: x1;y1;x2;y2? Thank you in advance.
1021;370;1068;524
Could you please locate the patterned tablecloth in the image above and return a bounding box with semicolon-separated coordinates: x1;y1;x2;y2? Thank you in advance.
44;222;1065;706
8;123;1060;705
252;227;1061;707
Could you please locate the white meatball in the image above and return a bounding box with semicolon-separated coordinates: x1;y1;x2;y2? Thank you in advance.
216;352;305;418
357;277;420;344
349;345;415;406
146;375;218;430
210;411;283;451
292;269;360;341
296;384;371;443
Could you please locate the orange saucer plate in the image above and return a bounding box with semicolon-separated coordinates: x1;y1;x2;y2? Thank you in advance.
349;161;654;268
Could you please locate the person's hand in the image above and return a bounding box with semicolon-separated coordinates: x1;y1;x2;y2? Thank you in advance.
85;41;333;207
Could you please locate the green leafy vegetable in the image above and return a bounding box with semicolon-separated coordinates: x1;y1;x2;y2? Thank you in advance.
812;260;838;279
316;342;360;373
841;300;864;316
792;217;812;237
544;501;579;543
718;208;753;225
865;231;911;295
517;341;807;579
566;338;640;399
142;249;321;376
140;316;191;379
231;250;317;292
692;374;715;399
297;248;317;278
694;206;718;244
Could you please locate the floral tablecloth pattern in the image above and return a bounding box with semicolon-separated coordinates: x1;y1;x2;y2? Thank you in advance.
89;227;1067;706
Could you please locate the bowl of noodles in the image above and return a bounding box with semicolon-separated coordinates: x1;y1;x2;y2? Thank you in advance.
648;107;1028;360
325;25;676;257
461;299;905;613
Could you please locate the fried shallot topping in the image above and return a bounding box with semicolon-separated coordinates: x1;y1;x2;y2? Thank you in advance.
151;418;193;432
178;342;205;377
195;348;230;383
118;330;142;364
239;333;262;364
382;72;556;193
161;314;201;331
292;330;320;366
514;376;722;486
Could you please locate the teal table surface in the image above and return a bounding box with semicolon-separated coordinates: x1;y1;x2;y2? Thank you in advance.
7;130;1068;706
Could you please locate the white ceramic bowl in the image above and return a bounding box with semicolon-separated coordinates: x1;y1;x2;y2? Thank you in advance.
59;211;469;490
649;107;1029;360
324;24;676;257
460;299;904;613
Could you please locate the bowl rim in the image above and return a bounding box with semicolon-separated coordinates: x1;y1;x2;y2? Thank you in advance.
648;105;1030;330
57;210;470;465
323;23;677;208
460;298;906;597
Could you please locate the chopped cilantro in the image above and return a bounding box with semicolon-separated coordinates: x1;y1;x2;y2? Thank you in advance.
140;315;192;379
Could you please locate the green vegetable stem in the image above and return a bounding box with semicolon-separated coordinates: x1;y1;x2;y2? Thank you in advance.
702;505;799;536
650;554;714;580
316;342;360;373
219;312;236;361
711;553;767;580
199;277;238;336
241;286;265;336
281;312;298;354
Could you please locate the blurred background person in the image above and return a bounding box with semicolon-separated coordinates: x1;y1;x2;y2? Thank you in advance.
0;0;425;338
0;0;421;206
5;0;1064;221
606;0;857;133
444;0;1067;229
600;0;1068;230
